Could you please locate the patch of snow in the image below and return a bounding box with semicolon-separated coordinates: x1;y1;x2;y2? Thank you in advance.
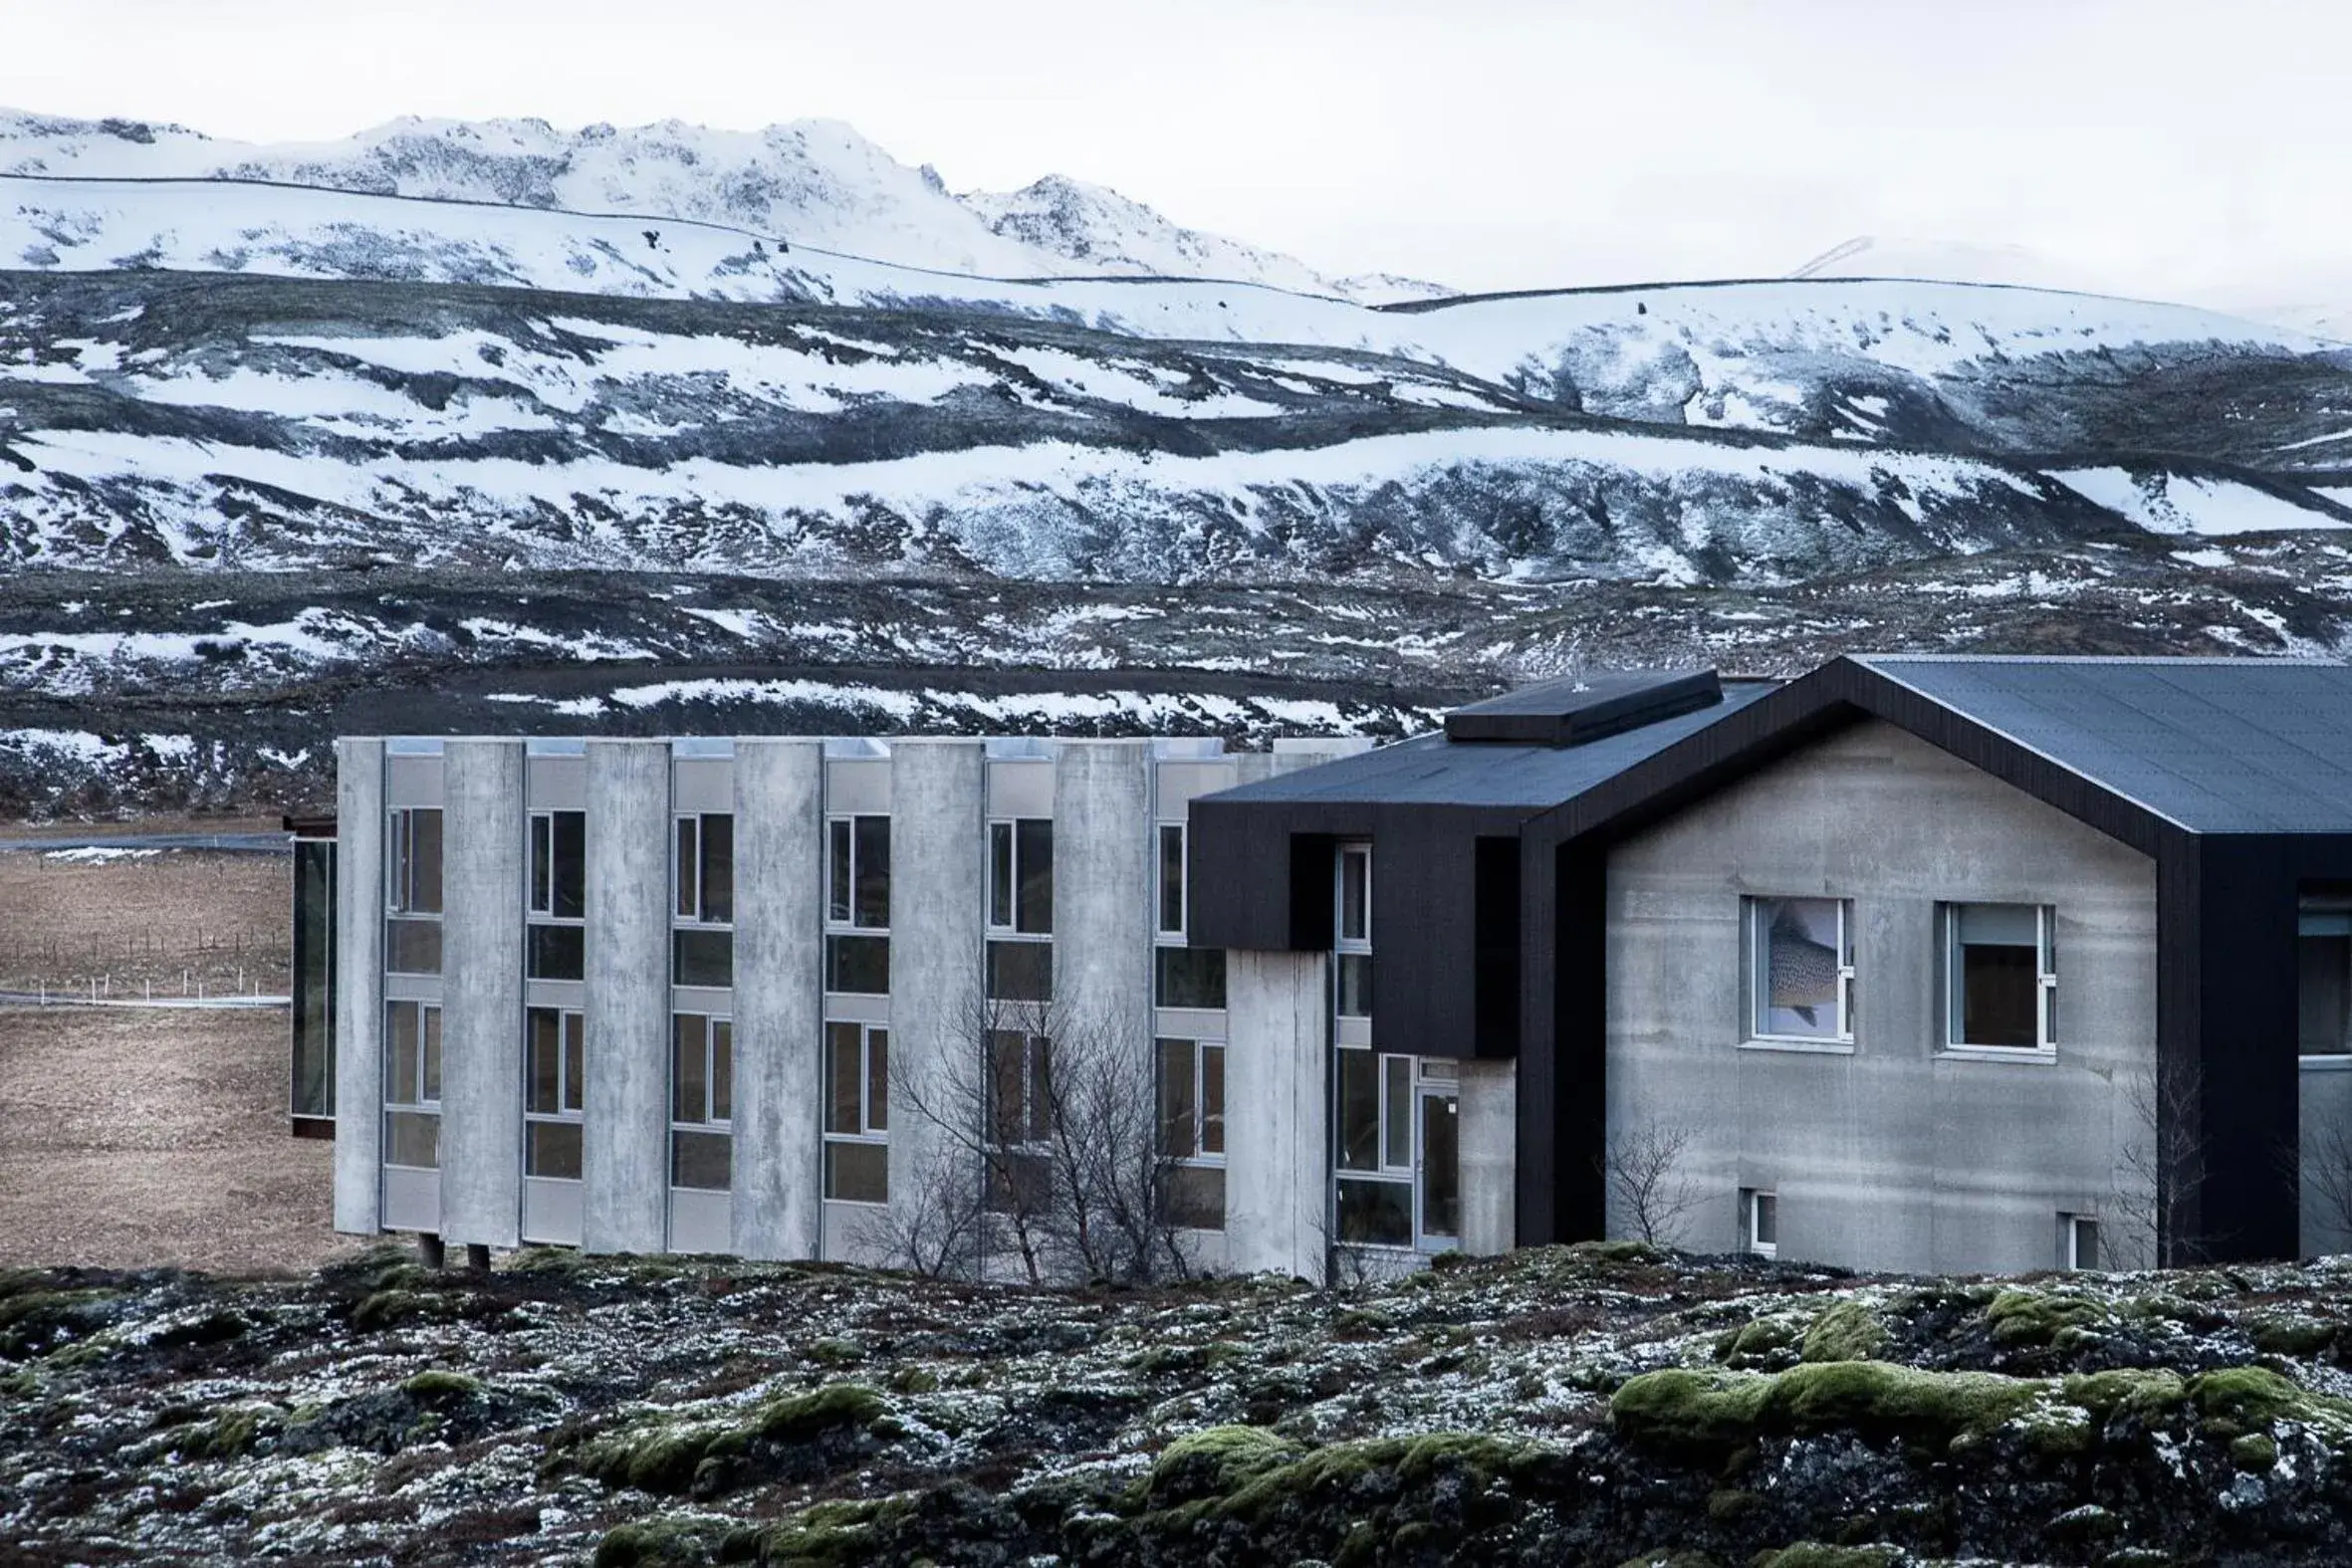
2052;467;2352;538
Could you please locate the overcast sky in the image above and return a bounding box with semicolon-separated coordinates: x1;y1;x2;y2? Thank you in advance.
7;1;2346;306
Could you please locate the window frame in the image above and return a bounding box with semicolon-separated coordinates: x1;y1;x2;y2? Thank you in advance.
523;1006;586;1181
526;807;588;981
1156;1035;1227;1166
384;807;445;976
382;999;442;1171
987;816;1054;937
673;813;736;990
1940;902;2058;1057
2060;1212;2101;1271
825;813;891;933
668;1011;734;1192
1335;842;1372;953
822;1019;890;1205
1744;1188;1778;1258
1742;895;1856;1048
1157;821;1187;938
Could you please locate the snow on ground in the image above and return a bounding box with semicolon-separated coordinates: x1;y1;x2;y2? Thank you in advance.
2052;467;2352;538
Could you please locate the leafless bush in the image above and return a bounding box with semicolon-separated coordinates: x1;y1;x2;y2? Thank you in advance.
1599;1118;1701;1247
2112;1055;2206;1269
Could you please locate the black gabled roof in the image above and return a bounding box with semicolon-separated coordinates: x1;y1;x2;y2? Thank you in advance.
1444;668;1723;747
1207;678;1780;811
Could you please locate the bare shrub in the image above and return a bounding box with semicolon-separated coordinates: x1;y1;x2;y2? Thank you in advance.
1599;1118;1701;1248
2112;1055;2206;1269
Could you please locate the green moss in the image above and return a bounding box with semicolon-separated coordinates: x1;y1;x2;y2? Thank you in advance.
752;1383;884;1442
1985;1287;2109;1348
2231;1432;2279;1471
886;1366;937;1395
2190;1365;2307;1428
1137;1425;1302;1507
592;1516;719;1568
352;1289;446;1332
183;1401;284;1459
751;1497;910;1568
1751;1548;1900;1568
0;1288;115;1358
577;1384;887;1496
401;1369;482;1400
805;1338;862;1368
1716;1315;1802;1368
1801;1301;1890;1364
1611;1361;2043;1455
2058;1368;2186;1424
2249;1315;2336;1358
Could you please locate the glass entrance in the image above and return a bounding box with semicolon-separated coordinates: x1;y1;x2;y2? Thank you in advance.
1417;1088;1459;1249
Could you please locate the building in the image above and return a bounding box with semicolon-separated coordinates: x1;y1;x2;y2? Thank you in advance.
301;656;2352;1279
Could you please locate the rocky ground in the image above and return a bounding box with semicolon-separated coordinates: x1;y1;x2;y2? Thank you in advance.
6;1243;2352;1565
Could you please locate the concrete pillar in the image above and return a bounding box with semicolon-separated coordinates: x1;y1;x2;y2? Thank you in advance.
586;741;672;1253
1226;950;1329;1280
732;740;825;1260
1054;741;1153;1059
1457;1058;1518;1255
438;739;525;1249
887;741;987;1240
333;739;386;1235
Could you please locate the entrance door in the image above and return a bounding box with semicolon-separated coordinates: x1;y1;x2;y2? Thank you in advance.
1416;1087;1459;1250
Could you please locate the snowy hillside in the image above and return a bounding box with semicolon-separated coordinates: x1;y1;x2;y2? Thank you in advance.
0;110;1444;303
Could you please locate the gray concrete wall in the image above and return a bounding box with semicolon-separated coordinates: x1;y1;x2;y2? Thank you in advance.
1055;740;1153;1061
1607;719;2159;1275
1457;1058;1517;1255
2302;1065;2352;1256
333;739;386;1234
887;741;987;1252
438;740;526;1249
1226;949;1329;1280
585;741;672;1253
733;740;825;1260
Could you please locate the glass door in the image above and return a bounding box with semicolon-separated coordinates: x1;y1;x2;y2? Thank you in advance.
1416;1087;1460;1250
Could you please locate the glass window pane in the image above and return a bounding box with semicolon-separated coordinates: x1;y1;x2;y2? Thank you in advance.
1755;1193;1778;1246
1383;1055;1411;1171
675;818;697;919
1757;897;1842;1038
671;1130;732;1191
2075;1219;2099;1269
988;1029;1026;1146
868;1029;887;1132
387;810;407;912
527;922;586;981
385;916;443;976
1420;1092;1459;1240
828;818;852;925
825;934;890;996
1337;1048;1380;1171
408;810;443;914
1335;1177;1410;1245
384;1109;440;1169
1161;1164;1225;1230
291;840;336;1119
1157;1036;1196;1156
1336;953;1372;1018
527;1008;561;1114
1958;903;2039;945
1201;1045;1224;1155
674;928;735;989
527;1119;583;1180
985;939;1052;1003
1028;1037;1053;1143
551;811;586;920
826;1021;863;1134
1154;946;1227;1009
2301;933;2350;1054
711;1021;733;1123
1016;819;1054;934
1339;849;1368;943
853;815;890;929
564;1013;586;1113
824;1140;888;1203
674;1014;708;1123
420;1007;442;1102
990;823;1014;928
1158;824;1185;935
1961;942;2037;1046
386;1000;420;1105
700;814;734;924
530;814;552;913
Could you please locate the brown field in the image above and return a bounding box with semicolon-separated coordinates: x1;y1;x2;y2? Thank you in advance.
0;845;360;1273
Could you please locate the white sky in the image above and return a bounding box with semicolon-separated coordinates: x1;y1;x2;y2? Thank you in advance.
6;0;2348;305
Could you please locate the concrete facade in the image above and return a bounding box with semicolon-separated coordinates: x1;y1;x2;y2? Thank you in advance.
1055;741;1154;1064
1457;1059;1518;1255
583;741;672;1253
332;739;385;1235
1605;719;2160;1274
1225;950;1329;1278
437;740;527;1249
732;740;825;1260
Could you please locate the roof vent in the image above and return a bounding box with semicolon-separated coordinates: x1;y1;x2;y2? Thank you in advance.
1444;668;1723;747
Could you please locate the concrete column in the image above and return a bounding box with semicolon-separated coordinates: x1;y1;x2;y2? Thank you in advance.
732;740;825;1260
888;741;987;1239
1457;1058;1518;1255
586;741;672;1253
1053;741;1153;1058
438;740;526;1250
1226;949;1329;1280
333;739;386;1234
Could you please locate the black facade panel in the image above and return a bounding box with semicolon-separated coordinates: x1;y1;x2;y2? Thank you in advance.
1516;835;1558;1243
1474;836;1521;1057
1289;833;1336;952
1366;809;1481;1058
1446;668;1722;747
1550;842;1608;1241
1187;795;1296;951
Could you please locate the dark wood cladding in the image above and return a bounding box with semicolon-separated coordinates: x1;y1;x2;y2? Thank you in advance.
1187;793;1297;953
1473;837;1521;1057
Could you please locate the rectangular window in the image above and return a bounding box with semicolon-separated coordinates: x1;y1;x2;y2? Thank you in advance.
2298;900;2352;1057
985;938;1053;1003
1335;953;1372;1018
528;810;586;919
988;818;1053;935
1153;946;1227;1010
385;806;444;976
2061;1213;2100;1270
1744;1189;1778;1257
523;1007;585;1180
673;928;735;989
824;934;891;996
827;814;891;930
382;1000;442;1169
1337;844;1371;947
674;813;734;925
823;1020;889;1203
1747;896;1854;1042
1335;1047;1414;1176
984;1029;1052;1215
290;837;337;1119
527;922;586;982
1157;823;1186;937
1158;1034;1226;1230
670;1013;732;1191
1944;903;2055;1050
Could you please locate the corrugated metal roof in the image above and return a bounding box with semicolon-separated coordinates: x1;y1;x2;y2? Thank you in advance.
1206;679;1783;809
1855;655;2352;833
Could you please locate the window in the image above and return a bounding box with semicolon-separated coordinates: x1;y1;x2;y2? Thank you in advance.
825;935;891;996
385;807;444;975
1334;1046;1413;1246
290;837;337;1120
1944;903;2055;1050
529;810;586;918
2299;899;2352;1058
524;1007;585;1180
1335;954;1372;1018
1744;1189;1777;1258
1746;897;1854;1042
1157;1036;1225;1229
823;1020;888;1203
1157;823;1187;937
383;1000;442;1168
1334;842;1372;1020
670;1013;733;1190
986;938;1053;1003
1154;946;1227;1010
2061;1213;2100;1271
826;814;890;929
984;1029;1052;1212
988;818;1054;935
673;814;735;988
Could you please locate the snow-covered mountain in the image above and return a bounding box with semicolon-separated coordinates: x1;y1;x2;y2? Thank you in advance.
0;110;1447;304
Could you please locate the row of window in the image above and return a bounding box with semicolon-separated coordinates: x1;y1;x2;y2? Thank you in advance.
1745;896;2058;1052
